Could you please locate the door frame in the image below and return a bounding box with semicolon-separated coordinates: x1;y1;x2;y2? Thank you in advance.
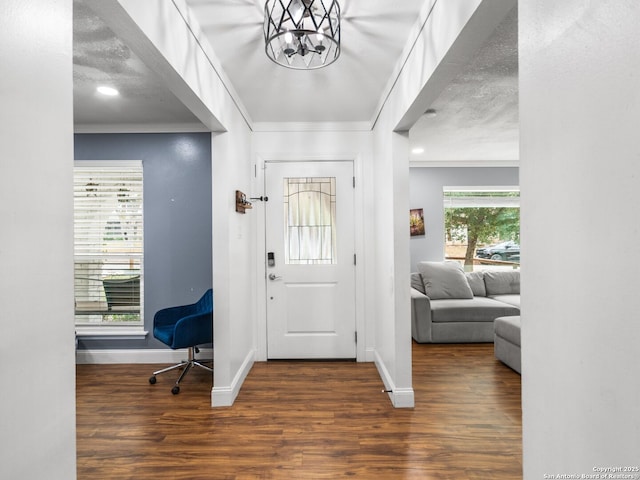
253;153;368;362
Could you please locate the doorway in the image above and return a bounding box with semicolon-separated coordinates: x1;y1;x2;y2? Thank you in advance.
264;161;356;359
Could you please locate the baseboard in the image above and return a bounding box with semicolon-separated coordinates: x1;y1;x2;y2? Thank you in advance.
373;350;415;408
364;346;376;362
391;388;416;408
211;349;255;407
75;348;213;365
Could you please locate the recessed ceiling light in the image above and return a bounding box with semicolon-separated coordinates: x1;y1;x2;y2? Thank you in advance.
424;108;437;117
412;147;425;155
97;86;119;96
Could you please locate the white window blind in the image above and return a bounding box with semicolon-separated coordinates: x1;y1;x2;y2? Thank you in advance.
443;187;520;208
74;161;143;326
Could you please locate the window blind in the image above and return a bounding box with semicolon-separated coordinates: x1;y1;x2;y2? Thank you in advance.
443;188;520;208
74;161;143;325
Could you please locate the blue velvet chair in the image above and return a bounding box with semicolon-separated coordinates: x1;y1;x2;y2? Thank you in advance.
149;289;213;394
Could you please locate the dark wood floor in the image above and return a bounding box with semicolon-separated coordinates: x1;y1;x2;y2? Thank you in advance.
76;343;522;479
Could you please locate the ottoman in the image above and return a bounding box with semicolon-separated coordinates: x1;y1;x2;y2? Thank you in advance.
494;315;521;374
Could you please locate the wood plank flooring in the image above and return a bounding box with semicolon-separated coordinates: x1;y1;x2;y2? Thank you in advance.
76;343;522;479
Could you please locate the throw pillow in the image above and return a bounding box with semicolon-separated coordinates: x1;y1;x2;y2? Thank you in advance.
465;271;486;297
417;261;474;300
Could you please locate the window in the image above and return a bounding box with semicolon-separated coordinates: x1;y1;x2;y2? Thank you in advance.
284;177;337;264
443;187;520;271
74;161;143;327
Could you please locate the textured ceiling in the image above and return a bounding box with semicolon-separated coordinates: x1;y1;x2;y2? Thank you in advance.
410;5;518;164
72;0;519;163
73;1;203;129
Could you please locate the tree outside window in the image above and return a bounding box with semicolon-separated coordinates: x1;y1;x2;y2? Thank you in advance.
444;189;519;271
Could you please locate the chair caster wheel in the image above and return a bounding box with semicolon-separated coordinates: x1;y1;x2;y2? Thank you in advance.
149;375;156;385
171;385;180;395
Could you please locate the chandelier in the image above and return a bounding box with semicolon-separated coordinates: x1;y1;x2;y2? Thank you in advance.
264;0;341;70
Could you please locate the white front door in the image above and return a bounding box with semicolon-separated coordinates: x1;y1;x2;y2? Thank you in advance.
265;161;356;359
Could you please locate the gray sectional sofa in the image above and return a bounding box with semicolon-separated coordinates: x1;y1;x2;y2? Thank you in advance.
410;261;520;344
494;315;521;373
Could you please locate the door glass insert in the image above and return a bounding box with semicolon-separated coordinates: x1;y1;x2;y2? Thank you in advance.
284;177;336;264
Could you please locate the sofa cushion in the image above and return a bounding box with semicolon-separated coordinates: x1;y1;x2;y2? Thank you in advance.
465;271;486;297
489;294;520;308
494;316;521;346
411;272;425;295
417;261;473;300
484;271;520;295
430;297;520;323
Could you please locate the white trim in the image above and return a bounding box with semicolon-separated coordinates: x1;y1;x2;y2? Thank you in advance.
371;0;438;128
364;346;376;363
259;152;360;163
255;154;365;361
169;0;253;129
74;123;210;134
374;350;415;408
75;326;148;340
75;347;212;365
374;349;394;401
253;122;371;133
352;153;367;363
254;155;268;362
211;349;255;407
391;388;416;408
410;160;520;168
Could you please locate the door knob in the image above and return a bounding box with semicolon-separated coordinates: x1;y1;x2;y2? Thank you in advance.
268;273;282;281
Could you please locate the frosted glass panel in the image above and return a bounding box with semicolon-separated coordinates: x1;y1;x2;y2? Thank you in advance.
284;177;336;264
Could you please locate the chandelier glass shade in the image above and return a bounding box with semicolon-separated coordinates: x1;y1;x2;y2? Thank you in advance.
264;0;341;70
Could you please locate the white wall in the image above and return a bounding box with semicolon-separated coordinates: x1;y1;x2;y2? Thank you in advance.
520;2;640;476
0;1;77;478
212;119;255;406
370;124;413;407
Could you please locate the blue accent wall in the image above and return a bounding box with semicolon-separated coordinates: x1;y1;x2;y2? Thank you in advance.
409;167;519;270
74;133;212;349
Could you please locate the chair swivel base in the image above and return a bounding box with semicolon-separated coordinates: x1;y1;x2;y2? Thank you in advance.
149;347;212;394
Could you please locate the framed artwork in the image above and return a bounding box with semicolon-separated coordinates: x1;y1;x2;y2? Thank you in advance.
410;208;425;236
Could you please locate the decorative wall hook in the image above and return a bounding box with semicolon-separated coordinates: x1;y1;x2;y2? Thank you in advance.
235;190;252;213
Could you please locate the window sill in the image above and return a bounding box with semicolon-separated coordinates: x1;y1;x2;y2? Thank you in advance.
75;326;148;340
